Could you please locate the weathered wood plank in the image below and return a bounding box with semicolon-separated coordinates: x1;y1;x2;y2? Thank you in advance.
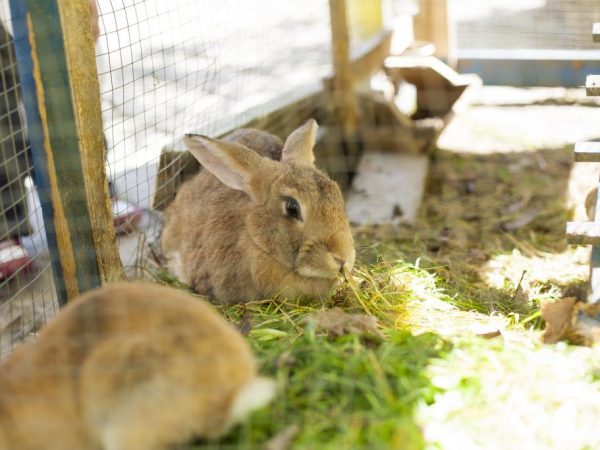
585;75;600;96
384;55;482;123
346;152;428;225
413;0;455;66
574;141;600;162
57;0;125;285
24;4;82;301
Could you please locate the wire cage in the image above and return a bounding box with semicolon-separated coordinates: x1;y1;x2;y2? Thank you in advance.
0;0;418;352
0;0;470;360
0;0;430;447
96;0;418;279
0;0;485;447
97;0;337;278
7;0;600;448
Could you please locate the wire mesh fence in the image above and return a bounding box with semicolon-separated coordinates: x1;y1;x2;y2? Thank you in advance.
97;0;336;276
96;0;391;279
3;0;597;354
97;0;332;210
0;4;58;361
0;0;396;361
0;2;411;447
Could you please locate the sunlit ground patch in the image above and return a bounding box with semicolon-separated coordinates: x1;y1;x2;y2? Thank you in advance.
418;335;600;450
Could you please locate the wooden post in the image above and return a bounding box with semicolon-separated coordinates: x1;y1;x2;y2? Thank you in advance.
329;0;359;136
328;0;362;187
9;0;124;304
413;0;456;67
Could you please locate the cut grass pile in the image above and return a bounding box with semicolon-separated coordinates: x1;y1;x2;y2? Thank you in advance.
215;263;452;449
157;260;454;449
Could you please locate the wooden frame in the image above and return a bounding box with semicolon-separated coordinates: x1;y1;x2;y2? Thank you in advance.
565;24;600;304
10;0;124;303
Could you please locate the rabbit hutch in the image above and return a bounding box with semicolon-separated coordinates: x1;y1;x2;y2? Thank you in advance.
2;0;600;448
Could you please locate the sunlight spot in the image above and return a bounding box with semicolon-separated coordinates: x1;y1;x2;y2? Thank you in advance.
482;247;589;293
418;335;600;450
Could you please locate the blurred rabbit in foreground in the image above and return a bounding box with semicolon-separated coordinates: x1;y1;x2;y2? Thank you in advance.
0;282;274;450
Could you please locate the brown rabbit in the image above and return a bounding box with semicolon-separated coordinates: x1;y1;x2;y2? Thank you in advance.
161;120;355;304
0;282;274;450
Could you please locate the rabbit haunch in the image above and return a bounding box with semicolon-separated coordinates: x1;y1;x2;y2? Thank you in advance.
161;120;356;303
0;282;274;450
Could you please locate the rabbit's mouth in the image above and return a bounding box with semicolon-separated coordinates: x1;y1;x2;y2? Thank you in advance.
296;265;342;281
295;248;354;282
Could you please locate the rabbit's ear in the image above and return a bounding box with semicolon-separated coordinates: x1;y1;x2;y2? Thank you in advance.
184;134;267;198
281;119;318;165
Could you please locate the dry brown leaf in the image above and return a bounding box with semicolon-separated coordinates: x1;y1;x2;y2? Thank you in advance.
585;187;597;220
566;303;600;346
264;424;300;450
309;308;382;339
541;297;577;344
542;298;600;346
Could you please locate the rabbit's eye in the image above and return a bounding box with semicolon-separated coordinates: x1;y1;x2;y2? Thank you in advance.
283;197;302;221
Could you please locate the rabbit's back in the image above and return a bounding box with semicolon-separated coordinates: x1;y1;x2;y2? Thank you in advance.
0;283;259;450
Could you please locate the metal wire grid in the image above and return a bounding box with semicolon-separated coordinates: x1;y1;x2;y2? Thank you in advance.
96;0;333;213
0;5;58;361
453;0;600;51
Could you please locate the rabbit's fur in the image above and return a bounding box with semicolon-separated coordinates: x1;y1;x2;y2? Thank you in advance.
161;120;355;303
0;282;274;450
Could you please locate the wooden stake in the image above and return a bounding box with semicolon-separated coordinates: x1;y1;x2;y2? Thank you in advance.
328;0;359;136
57;0;124;285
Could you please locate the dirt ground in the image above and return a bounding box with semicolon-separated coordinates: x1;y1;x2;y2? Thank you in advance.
367;86;600;449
